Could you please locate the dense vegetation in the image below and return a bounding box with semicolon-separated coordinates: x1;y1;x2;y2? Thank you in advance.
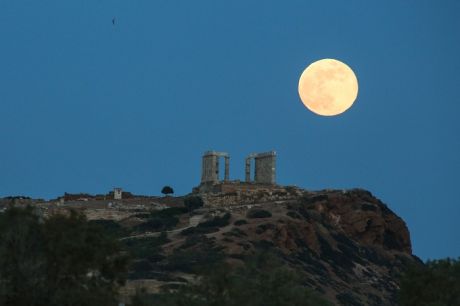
246;208;272;219
398;258;460;306
123;233;170;280
233;219;248;226
135;206;188;232
89;219;131;238
130;251;332;306
2;205;458;306
184;195;204;211
0;206;128;306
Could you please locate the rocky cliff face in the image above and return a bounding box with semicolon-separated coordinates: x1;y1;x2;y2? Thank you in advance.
224;189;415;305
121;188;419;306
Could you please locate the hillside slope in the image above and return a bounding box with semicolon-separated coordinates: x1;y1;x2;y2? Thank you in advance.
120;188;419;306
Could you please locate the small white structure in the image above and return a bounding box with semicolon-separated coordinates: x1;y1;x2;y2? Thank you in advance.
114;188;122;200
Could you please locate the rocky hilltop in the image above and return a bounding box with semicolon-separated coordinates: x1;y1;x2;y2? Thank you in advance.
117;187;418;306
1;187;417;305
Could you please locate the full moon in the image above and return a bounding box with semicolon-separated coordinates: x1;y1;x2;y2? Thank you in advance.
298;59;358;116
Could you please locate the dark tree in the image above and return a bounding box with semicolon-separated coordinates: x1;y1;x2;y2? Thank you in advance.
0;206;128;306
399;258;460;306
161;186;174;196
0;206;45;306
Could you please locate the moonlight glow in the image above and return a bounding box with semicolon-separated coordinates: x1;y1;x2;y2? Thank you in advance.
298;59;358;116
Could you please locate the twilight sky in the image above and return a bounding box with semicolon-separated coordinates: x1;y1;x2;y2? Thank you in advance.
1;1;459;261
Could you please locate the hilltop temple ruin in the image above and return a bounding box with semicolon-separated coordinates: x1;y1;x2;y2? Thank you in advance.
195;150;277;194
194;150;304;207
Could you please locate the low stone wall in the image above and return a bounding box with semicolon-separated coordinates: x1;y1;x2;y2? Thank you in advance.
200;186;303;208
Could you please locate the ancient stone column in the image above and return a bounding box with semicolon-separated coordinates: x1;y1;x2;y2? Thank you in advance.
224;156;230;181
201;151;230;184
245;157;251;182
254;151;276;184
201;152;219;183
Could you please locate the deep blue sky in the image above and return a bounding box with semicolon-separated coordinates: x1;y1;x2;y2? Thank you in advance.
1;1;459;260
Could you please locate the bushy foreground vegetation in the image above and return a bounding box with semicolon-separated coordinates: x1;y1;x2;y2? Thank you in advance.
183;195;204;211
134;206;189;233
398;257;460;306
130;252;333;306
246;208;272;219
0;206;128;306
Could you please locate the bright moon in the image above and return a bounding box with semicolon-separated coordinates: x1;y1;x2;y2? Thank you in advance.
298;59;358;116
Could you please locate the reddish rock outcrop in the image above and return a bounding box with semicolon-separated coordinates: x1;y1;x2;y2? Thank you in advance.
183;188;418;305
